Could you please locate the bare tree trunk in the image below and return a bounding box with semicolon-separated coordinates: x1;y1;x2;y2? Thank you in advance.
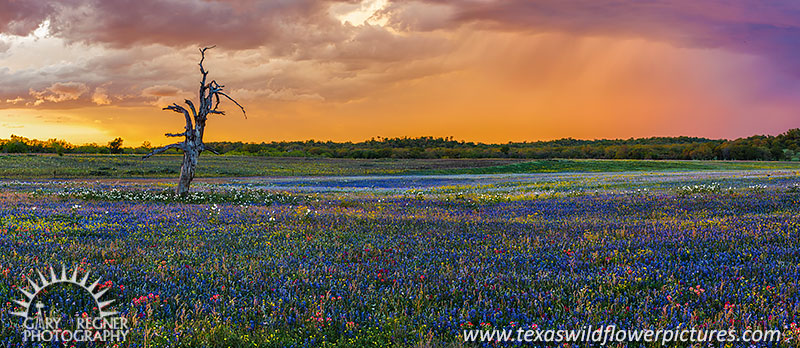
142;46;245;195
177;149;197;195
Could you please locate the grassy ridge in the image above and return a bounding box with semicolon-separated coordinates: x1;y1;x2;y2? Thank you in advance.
0;154;798;178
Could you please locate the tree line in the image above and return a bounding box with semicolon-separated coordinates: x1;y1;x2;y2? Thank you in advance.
1;128;799;161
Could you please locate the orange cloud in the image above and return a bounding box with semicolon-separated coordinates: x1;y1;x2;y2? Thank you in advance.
92;87;111;105
29;82;89;106
142;85;180;97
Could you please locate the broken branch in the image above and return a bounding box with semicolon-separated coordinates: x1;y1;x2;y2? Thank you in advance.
216;92;246;118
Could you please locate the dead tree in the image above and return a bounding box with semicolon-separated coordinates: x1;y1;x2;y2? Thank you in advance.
143;46;245;195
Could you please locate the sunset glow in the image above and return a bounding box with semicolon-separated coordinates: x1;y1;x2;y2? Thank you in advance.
1;0;799;145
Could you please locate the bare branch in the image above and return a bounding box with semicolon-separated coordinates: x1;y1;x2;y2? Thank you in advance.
208;110;225;115
199;46;215;87
216;92;247;119
165;131;188;137
201;144;221;155
199;46;215;72
163;103;193;130
184;99;197;119
142;143;186;159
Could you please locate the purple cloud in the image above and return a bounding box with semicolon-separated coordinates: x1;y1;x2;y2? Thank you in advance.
439;0;800;74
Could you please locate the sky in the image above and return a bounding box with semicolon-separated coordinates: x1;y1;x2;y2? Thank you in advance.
1;0;799;145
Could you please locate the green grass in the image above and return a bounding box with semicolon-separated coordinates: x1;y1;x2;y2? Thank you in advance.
0;154;798;179
417;158;800;175
0;154;523;178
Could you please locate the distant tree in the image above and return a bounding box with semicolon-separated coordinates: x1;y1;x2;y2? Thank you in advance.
5;141;27;153
142;47;245;195
108;137;124;154
688;144;714;160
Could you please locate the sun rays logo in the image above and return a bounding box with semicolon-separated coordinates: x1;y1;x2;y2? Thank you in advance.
9;265;129;343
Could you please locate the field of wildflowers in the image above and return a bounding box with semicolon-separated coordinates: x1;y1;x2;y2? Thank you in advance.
1;170;800;347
